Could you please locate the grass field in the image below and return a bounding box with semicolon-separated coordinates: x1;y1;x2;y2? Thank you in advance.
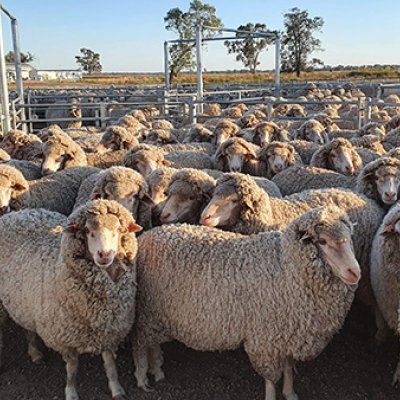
10;68;400;89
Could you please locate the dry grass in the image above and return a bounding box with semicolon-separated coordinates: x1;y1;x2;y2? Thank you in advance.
10;68;400;89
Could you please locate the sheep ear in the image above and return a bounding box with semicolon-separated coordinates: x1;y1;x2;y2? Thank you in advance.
141;192;155;206
72;109;80;118
162;160;171;166
64;223;79;234
90;193;101;200
12;182;28;192
127;223;142;233
243;197;256;212
245;153;255;161
383;225;394;234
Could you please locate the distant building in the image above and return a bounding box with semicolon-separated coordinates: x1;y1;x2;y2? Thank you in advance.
6;63;83;81
35;69;83;81
6;63;36;80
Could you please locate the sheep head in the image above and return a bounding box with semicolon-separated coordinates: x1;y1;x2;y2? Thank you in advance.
0;165;29;215
296;119;328;145
258;142;297;176
64;199;141;282
96;126;138;154
212;120;240;147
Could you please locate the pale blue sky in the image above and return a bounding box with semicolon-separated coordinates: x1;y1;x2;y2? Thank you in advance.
1;0;399;72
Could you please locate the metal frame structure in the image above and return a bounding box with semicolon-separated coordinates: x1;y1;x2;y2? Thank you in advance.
0;4;25;132
163;25;280;114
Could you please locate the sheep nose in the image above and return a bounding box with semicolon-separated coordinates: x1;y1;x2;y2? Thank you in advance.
345;165;353;174
260;141;267;147
98;250;112;259
385;192;396;200
275;164;283;172
230;166;241;172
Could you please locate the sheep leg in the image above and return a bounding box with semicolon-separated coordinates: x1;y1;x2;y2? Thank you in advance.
25;330;44;364
265;379;276;400
133;345;153;391
102;351;126;400
148;344;165;382
63;350;79;400
282;360;298;400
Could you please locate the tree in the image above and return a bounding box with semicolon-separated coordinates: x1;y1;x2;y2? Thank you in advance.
224;23;274;74
5;51;35;63
280;8;324;77
75;48;102;74
164;0;222;83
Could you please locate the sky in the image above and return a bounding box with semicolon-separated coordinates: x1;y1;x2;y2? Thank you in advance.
1;0;399;72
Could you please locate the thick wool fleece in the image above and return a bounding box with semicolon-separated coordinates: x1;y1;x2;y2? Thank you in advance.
11;166;99;215
3;160;42;181
272;165;356;196
134;206;356;384
0;200;138;356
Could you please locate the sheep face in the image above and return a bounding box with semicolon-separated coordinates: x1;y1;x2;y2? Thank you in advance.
375;167;400;205
329;146;356;175
298;121;327;145
92;187;138;214
159;182;201;224
266;147;294;175
0;137;16;155
216;140;256;173
213;121;240;147
300;216;360;285
0;175;27;215
131;157;165;179
200;193;240;227
41;145;71;175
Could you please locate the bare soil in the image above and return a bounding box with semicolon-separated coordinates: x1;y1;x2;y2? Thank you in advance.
0;302;398;400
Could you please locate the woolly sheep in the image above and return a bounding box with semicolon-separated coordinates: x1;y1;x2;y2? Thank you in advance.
0;200;141;399
384;114;400;132
117;115;148;137
45;100;82;129
0;149;10;161
95;125;139;155
162;142;215;156
183;124;214;143
0;129;42;162
212;119;241;147
2;159;42;181
371;203;400;384
74;166;153;230
356;157;400;207
310;138;363;176
133;206;360;399
271;165;356;196
145;129;178;145
383;126;400;150
0;164;98;216
249;121;289;147
151;119;174;130
294;119;329;145
257;142;303;179
290;140;320;164
159;168;216;225
214;137;258;174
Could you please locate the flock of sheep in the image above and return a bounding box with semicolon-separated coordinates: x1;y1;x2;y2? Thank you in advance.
0;83;400;400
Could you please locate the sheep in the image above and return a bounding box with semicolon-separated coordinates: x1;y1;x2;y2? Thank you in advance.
74;166;153;230
117;115;148;137
123;144;213;178
145;129;178;145
271;165;356;196
183;124;214;143
290;140;320;164
2;159;42;181
294;119;329;144
45;99;82;129
310;138;363;176
386;147;400;160
383;126;400;150
384;114;400;132
221;106;242;117
0;149;10;161
257;142;303;179
161;142;215;156
0;129;42;162
238;114;260;129
95;125;139;155
133;206;360;399
370;203;400;384
0;164;98;216
74;131;103;152
41;131;88;175
158;168;216;225
214;137;258;174
356;157;400;207
248;121;289;147
0;199;141;400
151;119;174;130
212;119;241;147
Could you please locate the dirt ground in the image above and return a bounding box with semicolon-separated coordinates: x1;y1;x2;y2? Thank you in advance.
0;302;398;400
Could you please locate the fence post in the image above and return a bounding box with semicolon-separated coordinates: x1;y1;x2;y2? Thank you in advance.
357;97;363;129
196;26;204;115
99;102;107;129
0;15;11;133
364;97;372;125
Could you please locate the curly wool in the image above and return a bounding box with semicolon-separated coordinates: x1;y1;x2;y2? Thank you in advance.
356;157;400;205
9;165;99;215
371;204;400;332
0;149;10;161
384;114;400;132
214;137;259;175
185;125;214;143
123;144;166;170
0;129;42;162
0;199;137;356
86;150;129;169
74;166;152;230
290;140;320;164
257;141;302;179
251;121;289;146
145;129;178;145
2;160;42;181
98;126;139;151
134;206;356;386
271;165;356;196
310;138;363;174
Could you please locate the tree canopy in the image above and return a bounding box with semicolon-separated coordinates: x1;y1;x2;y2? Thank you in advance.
5;51;35;63
75;48;102;74
224;23;275;74
280;7;324;76
164;0;222;82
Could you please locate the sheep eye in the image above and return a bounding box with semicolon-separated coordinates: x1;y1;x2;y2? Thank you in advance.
90;233;95;238
84;227;90;234
318;238;327;245
231;198;239;204
189;196;195;201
